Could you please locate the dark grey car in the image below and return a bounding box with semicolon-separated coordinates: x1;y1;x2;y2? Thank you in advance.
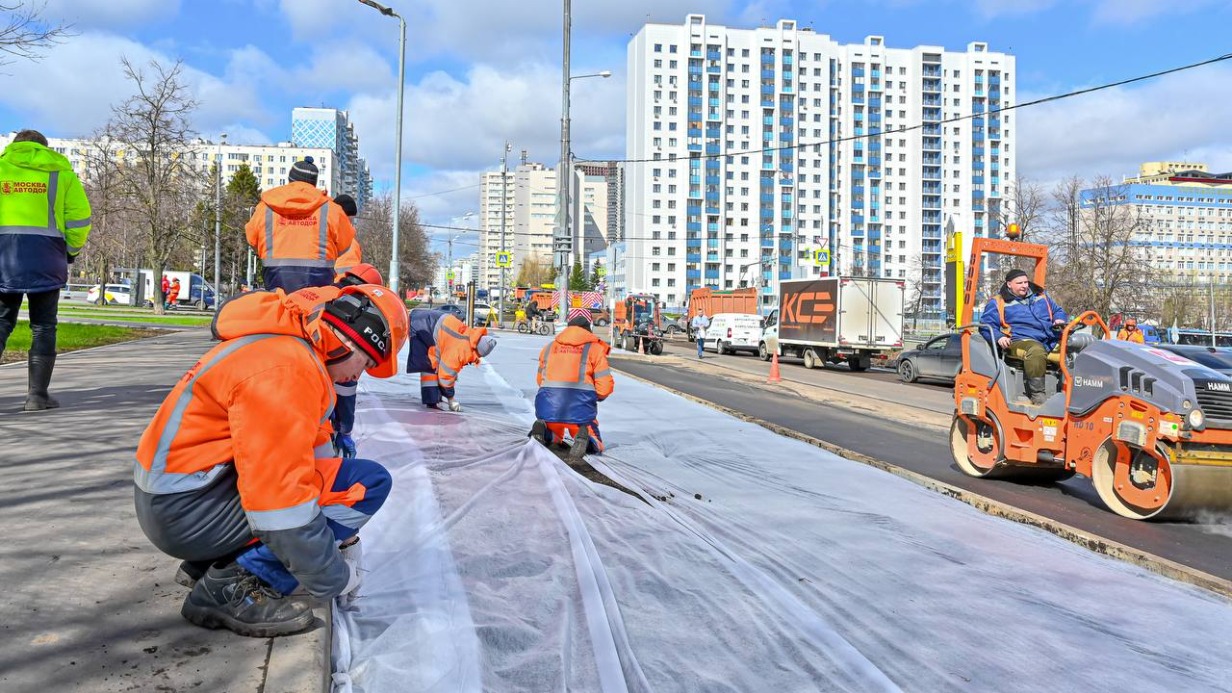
1154;344;1232;375
897;333;962;384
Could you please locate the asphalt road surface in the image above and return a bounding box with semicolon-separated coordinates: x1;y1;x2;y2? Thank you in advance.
611;355;1232;585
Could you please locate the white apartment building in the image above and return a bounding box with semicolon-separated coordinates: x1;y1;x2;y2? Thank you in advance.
478;162;558;290
0;132;338;196
1087;162;1232;280
479;168;516;290
626;15;1016;313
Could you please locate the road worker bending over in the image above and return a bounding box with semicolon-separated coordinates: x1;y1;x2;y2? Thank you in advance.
133;283;408;638
530;308;615;458
406;308;497;411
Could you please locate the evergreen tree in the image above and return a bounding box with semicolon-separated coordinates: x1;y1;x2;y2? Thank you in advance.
569;260;588;291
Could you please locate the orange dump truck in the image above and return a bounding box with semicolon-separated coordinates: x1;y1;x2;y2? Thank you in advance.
686;287;758;341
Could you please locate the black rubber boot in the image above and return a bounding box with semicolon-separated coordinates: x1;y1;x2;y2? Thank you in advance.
569;428;590;460
1026;377;1048;405
181;563;314;638
23;354;59;412
529;419;548;445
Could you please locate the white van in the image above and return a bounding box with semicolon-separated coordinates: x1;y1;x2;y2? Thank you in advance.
706;313;763;355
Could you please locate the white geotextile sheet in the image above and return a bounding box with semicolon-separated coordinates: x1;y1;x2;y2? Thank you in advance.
334;333;1232;693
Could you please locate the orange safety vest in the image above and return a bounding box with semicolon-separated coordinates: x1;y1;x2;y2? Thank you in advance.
334;240;362;274
1117;328;1144;344
994;293;1054;338
245;182;356;283
430;314;488;391
534;326;614;424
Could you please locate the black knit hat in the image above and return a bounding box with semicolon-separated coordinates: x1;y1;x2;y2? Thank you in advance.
321;293;390;364
1004;269;1029;284
289;156;319;185
334;193;357;217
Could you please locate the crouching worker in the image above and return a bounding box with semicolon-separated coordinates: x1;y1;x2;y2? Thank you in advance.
531;309;614;458
406;308;497;411
133;282;408;638
329;262;385;459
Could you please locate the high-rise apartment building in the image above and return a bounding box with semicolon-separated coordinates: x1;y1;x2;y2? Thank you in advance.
1085;162;1232;280
479;167;516;291
477;161;558;290
291;107;372;209
626;15;1016;312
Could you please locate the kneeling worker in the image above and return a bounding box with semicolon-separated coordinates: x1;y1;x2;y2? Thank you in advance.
406;307;497;411
134;283;408;637
531;308;614;457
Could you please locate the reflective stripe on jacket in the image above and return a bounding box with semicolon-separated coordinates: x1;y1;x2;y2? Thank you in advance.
0;141;92;293
245;182;356;292
136;287;352;597
334;240;361;274
980;284;1068;349
405;309;486;395
535;326;614;424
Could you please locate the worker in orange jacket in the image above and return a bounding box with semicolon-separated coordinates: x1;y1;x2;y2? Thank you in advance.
244;157;356;292
1117;318;1145;344
329;261;385;459
530;308;614;458
332;193;362;278
166;277;181;309
134;282;408;638
406;307;496;410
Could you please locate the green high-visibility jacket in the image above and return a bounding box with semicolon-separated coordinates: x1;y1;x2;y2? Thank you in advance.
0;141;92;292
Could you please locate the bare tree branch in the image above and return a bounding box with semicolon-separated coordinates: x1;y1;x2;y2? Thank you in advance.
0;1;71;65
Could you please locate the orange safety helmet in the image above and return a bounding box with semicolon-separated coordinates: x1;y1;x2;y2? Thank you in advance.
336;262;384;287
320;284;408;378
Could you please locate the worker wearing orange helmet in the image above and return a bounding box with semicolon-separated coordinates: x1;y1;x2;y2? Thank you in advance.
244;158;357;292
1117;317;1145;344
406;307;496;411
530;308;614;458
133;282;408;638
329;261;385;458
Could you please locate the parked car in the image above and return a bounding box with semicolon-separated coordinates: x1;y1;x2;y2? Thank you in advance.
435;303;466;320
1153;344;1232;375
591;307;611;327
705;312;762;355
86;283;133;306
896;333;962;384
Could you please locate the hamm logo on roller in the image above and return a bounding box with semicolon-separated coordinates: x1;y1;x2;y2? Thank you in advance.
783;291;834;325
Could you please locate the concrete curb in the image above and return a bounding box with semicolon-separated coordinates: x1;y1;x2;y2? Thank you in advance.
264;599;332;693
613;365;1232;601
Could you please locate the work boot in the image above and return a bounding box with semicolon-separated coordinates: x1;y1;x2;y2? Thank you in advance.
569;428;591;460
1026;377;1048;406
23;354;59;412
529;419;548;446
181;562;314;638
175;560;209;588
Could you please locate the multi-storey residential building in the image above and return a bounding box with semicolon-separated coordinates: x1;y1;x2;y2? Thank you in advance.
626;15;1016;312
0;132;336;195
291;107;372;208
1085;162;1232;280
576;161;626;244
479;166;516;291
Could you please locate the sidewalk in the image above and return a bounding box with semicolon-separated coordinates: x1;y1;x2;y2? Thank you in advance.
0;330;328;693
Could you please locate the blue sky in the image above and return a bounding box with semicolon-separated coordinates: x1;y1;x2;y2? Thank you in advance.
2;0;1230;257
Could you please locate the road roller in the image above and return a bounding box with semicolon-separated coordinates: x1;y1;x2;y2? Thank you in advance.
949;237;1232;520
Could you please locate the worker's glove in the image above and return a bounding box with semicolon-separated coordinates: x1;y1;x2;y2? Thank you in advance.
446;397;463;413
333;433;357;459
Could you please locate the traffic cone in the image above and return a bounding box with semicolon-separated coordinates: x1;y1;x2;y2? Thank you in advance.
767;352;782;383
638;336;646;355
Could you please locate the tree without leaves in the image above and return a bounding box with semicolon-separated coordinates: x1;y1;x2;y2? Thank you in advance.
515;255;554;288
355;192;433;291
103;58;205;314
0;2;70;66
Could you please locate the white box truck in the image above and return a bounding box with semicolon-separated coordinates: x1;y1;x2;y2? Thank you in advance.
759;277;905;371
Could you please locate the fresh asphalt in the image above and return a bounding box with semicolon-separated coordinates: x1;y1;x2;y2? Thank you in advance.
610;353;1232;585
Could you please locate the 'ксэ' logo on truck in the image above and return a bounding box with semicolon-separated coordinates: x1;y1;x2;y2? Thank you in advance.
783;290;834;324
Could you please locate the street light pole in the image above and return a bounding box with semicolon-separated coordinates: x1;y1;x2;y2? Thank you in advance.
214;132;226;306
356;0;406;294
499;141;510;328
555;0;572;326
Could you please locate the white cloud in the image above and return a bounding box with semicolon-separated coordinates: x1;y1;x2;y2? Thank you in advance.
292;42;395;94
1018;63;1232;185
347;61;623;181
278;0;339;39
42;0;181;28
0;32;272;139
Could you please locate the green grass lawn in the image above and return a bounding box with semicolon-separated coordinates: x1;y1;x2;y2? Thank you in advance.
56;308;213;327
1;322;166;364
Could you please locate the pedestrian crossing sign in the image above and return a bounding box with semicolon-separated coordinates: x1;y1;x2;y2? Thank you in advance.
496;251;512;268
811;248;831;266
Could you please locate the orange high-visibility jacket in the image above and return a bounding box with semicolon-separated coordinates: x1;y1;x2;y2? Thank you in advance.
534;326;614;424
245;182;356;291
1117;328;1145;344
430;314;488;392
135;286;351;596
334;240;362;274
